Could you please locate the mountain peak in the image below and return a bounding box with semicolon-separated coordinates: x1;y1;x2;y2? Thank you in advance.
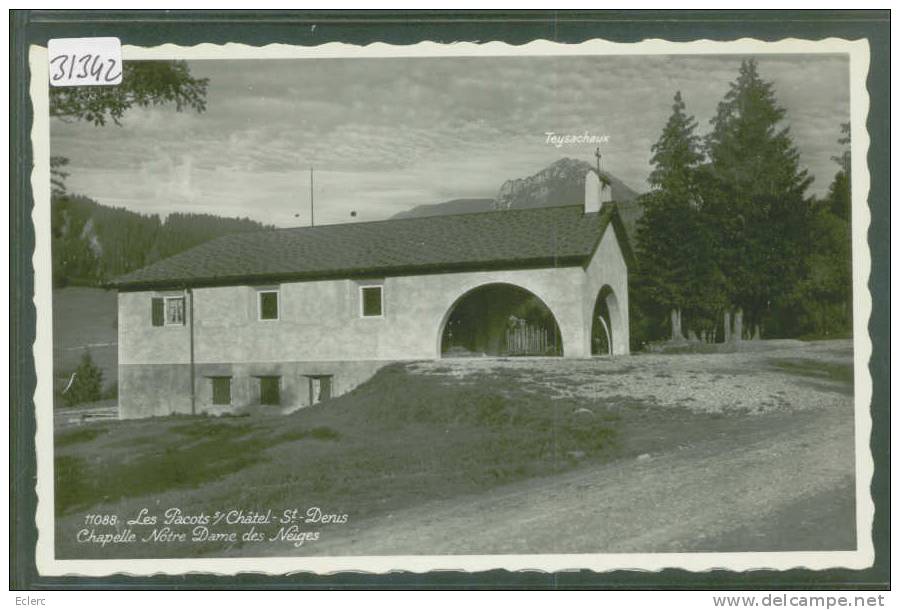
389;158;641;222
493;158;638;211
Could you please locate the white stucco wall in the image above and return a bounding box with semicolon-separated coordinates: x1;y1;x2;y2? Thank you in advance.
119;221;631;367
118;264;593;367
583;225;630;355
119;289;192;365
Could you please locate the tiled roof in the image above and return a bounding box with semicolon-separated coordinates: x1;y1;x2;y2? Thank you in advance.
110;204;628;290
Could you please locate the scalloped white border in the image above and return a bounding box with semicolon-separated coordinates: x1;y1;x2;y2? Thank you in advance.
30;36;874;577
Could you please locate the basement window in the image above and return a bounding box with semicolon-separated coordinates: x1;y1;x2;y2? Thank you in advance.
258;376;281;406
210;377;232;406
360;285;383;318
307;375;333;405
258;290;279;321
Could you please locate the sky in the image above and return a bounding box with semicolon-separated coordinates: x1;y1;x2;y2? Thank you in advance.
50;53;850;228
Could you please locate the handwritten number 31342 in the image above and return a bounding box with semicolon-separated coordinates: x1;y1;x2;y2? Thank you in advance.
50;53;122;84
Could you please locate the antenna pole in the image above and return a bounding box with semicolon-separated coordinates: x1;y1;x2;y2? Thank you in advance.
310;167;315;227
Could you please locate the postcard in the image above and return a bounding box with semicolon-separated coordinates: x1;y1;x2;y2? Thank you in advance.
30;36;873;576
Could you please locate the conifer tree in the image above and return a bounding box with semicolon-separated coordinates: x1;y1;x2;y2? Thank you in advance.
648;91;703;198
828;122;851;220
63;350;104;406
636;91;722;341
703;59;813;339
791;123;852;336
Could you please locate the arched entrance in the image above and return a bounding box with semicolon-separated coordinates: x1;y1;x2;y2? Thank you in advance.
591;285;621;356
440;283;563;358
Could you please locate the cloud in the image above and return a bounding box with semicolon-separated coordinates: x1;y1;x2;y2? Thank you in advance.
52;53;850;227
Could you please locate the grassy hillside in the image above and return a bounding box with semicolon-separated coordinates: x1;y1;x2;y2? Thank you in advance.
55;362;626;558
53;340;853;558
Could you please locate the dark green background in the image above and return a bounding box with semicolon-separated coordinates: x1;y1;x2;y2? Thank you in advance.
10;10;890;590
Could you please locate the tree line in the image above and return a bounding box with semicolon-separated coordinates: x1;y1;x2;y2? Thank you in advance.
49;59;248;288
632;59;852;346
51;193;273;287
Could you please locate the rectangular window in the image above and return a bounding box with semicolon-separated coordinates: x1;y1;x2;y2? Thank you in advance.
211;377;231;406
151;297;165;327
165;296;185;326
360;285;383;317
258;290;279;320
258;376;281;406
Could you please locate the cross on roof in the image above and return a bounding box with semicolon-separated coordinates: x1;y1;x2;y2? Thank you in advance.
594;146;610;188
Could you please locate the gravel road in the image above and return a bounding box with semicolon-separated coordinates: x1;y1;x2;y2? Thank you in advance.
296;340;857;555
297;408;853;555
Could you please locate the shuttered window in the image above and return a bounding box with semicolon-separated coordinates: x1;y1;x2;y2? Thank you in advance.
151;298;165;326
211;377;231;405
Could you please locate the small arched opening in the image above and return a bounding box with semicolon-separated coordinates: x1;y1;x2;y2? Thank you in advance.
591;285;620;356
440;283;563;358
